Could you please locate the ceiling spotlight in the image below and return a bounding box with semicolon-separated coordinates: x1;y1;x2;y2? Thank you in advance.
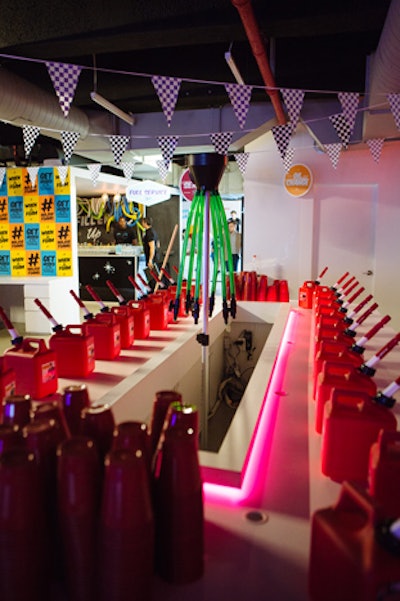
90;91;135;126
224;50;245;85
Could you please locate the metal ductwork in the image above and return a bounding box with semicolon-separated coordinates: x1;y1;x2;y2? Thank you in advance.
231;0;286;126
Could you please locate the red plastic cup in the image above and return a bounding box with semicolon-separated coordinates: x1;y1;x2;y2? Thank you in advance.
112;421;151;475
2;394;31;428
0;423;22;455
31;397;71;440
62;385;90;436
80;403;115;464
148;390;182;458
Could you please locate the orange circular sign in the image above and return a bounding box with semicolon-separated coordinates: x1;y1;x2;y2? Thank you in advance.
284;164;313;197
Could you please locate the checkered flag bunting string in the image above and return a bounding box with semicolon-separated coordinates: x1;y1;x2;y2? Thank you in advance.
0;167;5;187
157;135;179;168
271;123;293;161
324;143;342;169
234;152;249;175
210;132;233;155
108;135;130;166
281;89;305;130
57;166;69;186
121;161;136;180
329;113;352;148
23;125;41;158
387;93;400;130
225;84;253;129
156;159;169;182
283;147;295;172
367;138;384;163
87;164;101;186
27;166;39;186
46;61;82;118
151;76;181;127
61;131;80;164
338;92;359;133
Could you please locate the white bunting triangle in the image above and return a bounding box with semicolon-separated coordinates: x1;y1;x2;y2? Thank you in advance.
156;159;169;182
121;161;136;180
366;138;384;163
387;93;400;130
27;166;40;186
157;135;179;169
57;166;69;186
108;135;130;165
234;152;249;175
61;131;80;164
151;75;181;127
46;61;82;117
0;167;5;188
281;89;305;130
338;92;359;133
225;83;253;129
271;123;293;160
23;125;40;158
324;143;342;169
210;132;233;155
329;113;352;148
87;164;101;186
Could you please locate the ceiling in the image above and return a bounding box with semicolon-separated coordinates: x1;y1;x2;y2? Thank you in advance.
0;0;397;183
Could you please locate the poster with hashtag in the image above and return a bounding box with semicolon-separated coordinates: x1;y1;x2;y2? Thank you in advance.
0;167;73;276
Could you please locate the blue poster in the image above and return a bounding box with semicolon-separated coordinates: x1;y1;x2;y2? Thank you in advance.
55;195;71;222
38;167;55;195
8;197;24;223
25;223;40;250
41;251;57;276
0;251;11;275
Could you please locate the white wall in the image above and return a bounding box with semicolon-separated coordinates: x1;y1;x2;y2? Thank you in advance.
244;129;400;329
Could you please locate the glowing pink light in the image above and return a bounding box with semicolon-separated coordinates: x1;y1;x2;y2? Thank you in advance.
203;309;299;505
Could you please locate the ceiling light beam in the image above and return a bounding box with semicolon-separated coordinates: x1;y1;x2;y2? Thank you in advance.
90;91;135;126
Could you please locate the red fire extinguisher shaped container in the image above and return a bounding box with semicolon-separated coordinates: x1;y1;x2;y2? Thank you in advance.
127;301;151;340
320;388;397;483
315;361;378;434
309;481;400;601
110;306;135;349
48;324;95;378
85;313;121;360
3;338;58;399
369;429;400;518
147;293;169;331
0;357;16;408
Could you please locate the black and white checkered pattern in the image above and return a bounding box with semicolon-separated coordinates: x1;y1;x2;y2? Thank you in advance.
281;88;304;130
88;164;101;186
0;167;5;187
338;92;359;133
27;166;39;186
46;61;82;117
108;135;130;165
57;166;69;186
225;84;252;129
157;135;179;168
234;152;249;175
23;125;40;158
151;75;181;127
61;131;80;164
156;159;169;182
388;93;400;130
121;161;136;180
210;132;233;155
324;143;342;169
271;123;293;160
283;147;295;172
329;113;352;148
367;138;384;163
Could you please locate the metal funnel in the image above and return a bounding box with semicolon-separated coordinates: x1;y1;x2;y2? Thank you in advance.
188;153;227;191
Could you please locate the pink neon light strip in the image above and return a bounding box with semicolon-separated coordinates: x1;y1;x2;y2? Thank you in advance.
203;309;299;505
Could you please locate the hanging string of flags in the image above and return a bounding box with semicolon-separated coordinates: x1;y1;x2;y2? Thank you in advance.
2;54;398;178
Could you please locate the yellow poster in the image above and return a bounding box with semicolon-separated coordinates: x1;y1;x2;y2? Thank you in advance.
0;197;8;222
56;222;72;250
26;250;41;276
39;195;55;222
24;195;40;223
10;250;27;276
7;168;23;196
40;223;56;250
56;250;73;276
0;223;10;250
9;223;25;250
54;168;70;194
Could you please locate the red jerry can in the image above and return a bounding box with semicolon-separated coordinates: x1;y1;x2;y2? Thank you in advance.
298;281;315;308
315;360;377;434
0;357;16;409
86;313;121;360
321;389;397;483
369;429;400;518
3;338;58;399
128;301;151;340
147;293;169;330
309;481;400;601
313;340;363;400
111;306;135;349
48;324;95;378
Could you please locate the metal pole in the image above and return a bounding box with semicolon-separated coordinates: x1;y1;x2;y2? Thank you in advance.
201;190;211;448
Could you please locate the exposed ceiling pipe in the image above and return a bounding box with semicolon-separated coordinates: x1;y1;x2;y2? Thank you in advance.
231;0;287;125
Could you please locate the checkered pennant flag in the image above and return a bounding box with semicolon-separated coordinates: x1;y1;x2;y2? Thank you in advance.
46;61;82;117
338;92;359;133
121;161;136;180
225;83;253;129
271;123;293;161
387;93;400;130
151;76;181;127
57;166;69;186
234;152;249;175
156;159;169;182
281;88;305;130
108;135;130;165
23;125;40;158
283;147;295;172
87;164;101;186
157;135;179;169
367;138;384;163
0;167;5;188
324;143;342;169
210;132;233;155
61;131;80;164
329;113;352;148
27;166;39;186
